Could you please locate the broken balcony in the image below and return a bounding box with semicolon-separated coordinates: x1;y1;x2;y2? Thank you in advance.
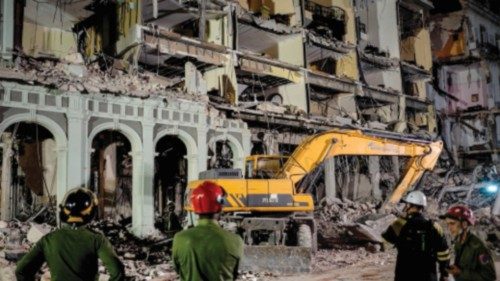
401;62;432;83
236;54;300;103
140;27;227;79
360;47;399;69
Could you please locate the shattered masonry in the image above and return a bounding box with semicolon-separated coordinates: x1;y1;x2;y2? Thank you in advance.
0;0;498;243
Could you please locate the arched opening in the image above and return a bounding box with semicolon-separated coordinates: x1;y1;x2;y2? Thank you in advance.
0;122;56;222
90;130;132;223
155;136;187;231
208;140;234;169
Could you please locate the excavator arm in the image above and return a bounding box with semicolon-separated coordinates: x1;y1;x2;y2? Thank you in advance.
278;129;443;204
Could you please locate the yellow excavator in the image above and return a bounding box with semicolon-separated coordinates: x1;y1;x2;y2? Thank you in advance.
185;129;442;273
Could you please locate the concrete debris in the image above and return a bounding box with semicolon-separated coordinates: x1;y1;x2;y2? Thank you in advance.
0;259;16;281
26;223;53;244
360;52;399;68
0;56;202;100
256;102;287;114
185;62;207;96
240;14;302;34
0;221;8;229
311;248;395;273
308;32;355;54
367;121;388;130
63;53;85;65
315;198;385;248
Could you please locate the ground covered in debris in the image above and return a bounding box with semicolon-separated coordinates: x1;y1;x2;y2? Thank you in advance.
0;196;499;281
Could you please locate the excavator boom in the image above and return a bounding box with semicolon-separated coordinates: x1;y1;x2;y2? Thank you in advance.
278;129;442;204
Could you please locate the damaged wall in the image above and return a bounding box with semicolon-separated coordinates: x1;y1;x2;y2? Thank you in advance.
21;0;94;59
401;29;433;70
438;63;489;112
357;0;402;92
310;0;357;44
265;34;304;67
310;93;358;120
307;0;359;80
430;13;467;59
115;0;141;61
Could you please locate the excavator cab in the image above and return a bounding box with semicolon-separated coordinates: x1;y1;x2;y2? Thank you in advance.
244;155;289;179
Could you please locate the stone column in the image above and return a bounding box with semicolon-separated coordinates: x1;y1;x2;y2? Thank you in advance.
132;109;155;236
67;96;87;189
369;156;382;200
1;133;13;220
324;157;336;199
131;151;146;236
187;154;199;182
197;127;208;174
56;146;68;206
1;0;14;60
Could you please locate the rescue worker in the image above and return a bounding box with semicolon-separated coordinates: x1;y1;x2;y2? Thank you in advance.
440;205;496;281
172;181;244;281
16;188;125;281
382;190;450;281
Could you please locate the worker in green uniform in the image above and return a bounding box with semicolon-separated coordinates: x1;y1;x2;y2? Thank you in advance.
382;191;451;281
172;181;244;281
440;205;496;281
16;188;125;281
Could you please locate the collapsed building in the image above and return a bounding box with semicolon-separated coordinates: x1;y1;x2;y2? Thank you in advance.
428;0;500;169
0;0;496;238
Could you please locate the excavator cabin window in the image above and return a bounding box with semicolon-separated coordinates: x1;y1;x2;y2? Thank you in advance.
245;156;289;179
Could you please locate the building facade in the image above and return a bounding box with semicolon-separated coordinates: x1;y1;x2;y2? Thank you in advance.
429;0;500;168
0;0;442;235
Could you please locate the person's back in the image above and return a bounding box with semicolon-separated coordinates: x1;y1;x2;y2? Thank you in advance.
173;219;243;281
16;226;124;281
393;213;443;281
16;188;124;281
382;191;450;281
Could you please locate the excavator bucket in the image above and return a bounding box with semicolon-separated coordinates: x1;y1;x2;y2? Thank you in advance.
240;245;312;274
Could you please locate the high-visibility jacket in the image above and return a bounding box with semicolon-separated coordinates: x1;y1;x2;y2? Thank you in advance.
382;212;450;281
453;231;496;281
16;226;124;281
172;218;244;281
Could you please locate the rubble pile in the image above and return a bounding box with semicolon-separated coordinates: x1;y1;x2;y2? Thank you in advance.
0;221;52;281
472;208;500;255
88;219;177;281
0;219;178;281
315;197;395;249
311;248;395;273
2;56;195;99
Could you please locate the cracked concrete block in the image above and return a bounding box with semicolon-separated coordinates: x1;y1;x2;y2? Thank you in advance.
63;53;85;64
27;223;51;244
367;121;387;130
0;265;15;281
64;64;87;78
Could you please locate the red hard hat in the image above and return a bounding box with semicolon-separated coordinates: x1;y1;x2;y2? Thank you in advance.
191;181;225;214
440;205;475;226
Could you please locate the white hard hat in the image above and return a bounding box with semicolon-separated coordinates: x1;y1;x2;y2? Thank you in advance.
403;190;427;207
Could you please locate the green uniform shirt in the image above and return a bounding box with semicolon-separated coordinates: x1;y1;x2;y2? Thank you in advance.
172;219;244;281
16;226;124;281
453;231;496;281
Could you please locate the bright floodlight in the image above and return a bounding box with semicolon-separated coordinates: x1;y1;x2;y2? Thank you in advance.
485;185;498;193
